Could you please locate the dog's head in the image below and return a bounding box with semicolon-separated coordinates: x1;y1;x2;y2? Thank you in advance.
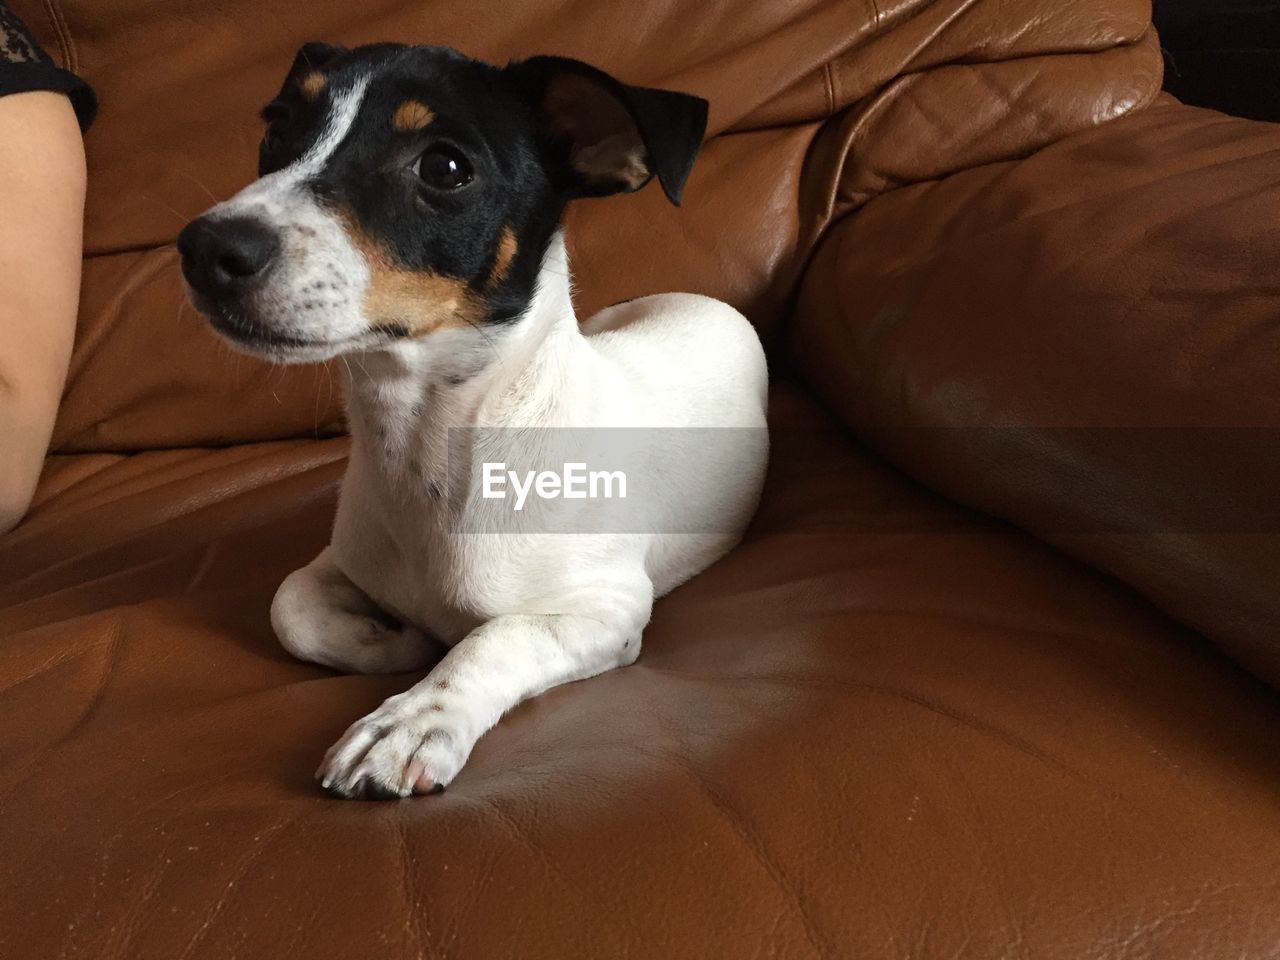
177;43;708;362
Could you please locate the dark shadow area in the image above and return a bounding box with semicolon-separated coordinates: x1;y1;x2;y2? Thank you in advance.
1156;0;1280;121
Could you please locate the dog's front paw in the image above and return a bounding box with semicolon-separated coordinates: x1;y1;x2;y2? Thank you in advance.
316;706;469;800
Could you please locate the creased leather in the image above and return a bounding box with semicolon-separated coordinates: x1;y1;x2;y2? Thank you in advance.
5;385;1280;960
5;2;1275;957
794;101;1280;687
11;0;1159;450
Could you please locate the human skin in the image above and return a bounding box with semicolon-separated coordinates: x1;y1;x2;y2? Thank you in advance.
0;90;86;533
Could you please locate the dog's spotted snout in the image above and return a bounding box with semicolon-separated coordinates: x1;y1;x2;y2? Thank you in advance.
178;216;281;298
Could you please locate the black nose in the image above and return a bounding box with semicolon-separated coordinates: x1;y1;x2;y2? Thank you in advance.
177;216;280;297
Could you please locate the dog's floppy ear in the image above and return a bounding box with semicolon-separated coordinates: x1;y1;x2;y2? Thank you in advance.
275;41;349;98
508;56;708;206
290;41;348;75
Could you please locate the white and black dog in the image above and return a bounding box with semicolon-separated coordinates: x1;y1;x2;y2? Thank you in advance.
178;42;768;799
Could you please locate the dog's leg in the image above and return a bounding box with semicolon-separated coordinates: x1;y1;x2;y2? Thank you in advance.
271;547;439;675
316;595;650;799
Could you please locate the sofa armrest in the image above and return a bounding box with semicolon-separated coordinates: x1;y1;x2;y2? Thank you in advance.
792;101;1280;684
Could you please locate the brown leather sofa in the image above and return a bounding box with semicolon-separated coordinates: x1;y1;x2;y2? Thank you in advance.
5;1;1280;957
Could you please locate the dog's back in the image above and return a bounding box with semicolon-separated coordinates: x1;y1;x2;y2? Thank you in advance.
583;292;769;595
584;292;767;425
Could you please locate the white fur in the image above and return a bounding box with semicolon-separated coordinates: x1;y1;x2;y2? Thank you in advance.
279;234;768;798
203;85;769;799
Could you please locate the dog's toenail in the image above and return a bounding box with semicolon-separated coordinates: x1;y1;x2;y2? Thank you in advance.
352;778;402;802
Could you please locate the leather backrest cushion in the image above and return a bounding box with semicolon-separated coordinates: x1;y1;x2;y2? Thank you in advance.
12;0;1157;450
792;101;1280;685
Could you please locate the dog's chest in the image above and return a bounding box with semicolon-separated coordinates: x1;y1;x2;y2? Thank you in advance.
331;423;551;646
329;427;456;634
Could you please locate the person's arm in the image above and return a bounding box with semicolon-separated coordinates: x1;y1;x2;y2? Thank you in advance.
0;89;86;533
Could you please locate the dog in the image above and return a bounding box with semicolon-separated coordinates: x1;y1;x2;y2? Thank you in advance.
177;41;768;799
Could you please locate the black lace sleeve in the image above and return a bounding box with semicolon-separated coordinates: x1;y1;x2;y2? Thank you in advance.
0;4;96;130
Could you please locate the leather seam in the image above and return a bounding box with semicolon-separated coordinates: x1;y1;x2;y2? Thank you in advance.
55;0;77;72
38;0;76;72
35;0;67;67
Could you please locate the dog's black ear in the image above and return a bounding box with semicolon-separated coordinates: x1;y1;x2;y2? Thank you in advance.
290;41;348;75
508;56;708;206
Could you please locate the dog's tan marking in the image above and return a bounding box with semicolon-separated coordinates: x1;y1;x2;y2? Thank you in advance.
572;134;651;189
298;71;326;101
543;74;652;190
365;270;478;339
487;227;518;288
393;99;436;133
343;217;481;338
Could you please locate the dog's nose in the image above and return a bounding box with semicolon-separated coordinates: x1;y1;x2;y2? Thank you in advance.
177;216;280;296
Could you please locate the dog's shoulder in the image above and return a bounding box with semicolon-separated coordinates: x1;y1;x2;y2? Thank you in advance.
582;293;759;362
579;293;766;427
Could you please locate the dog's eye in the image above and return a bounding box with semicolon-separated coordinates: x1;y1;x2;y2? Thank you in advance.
415;145;473;190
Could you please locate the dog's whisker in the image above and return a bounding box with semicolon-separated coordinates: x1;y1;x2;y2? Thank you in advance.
465;315;504;374
174;168;220;205
320;360;335;429
143;193;192;228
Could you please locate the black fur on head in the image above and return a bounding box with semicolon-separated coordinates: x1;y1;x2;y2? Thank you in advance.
264;42;707;325
178;42;708;360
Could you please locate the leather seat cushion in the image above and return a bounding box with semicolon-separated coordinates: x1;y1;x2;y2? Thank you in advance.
793;102;1280;687
3;383;1278;959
